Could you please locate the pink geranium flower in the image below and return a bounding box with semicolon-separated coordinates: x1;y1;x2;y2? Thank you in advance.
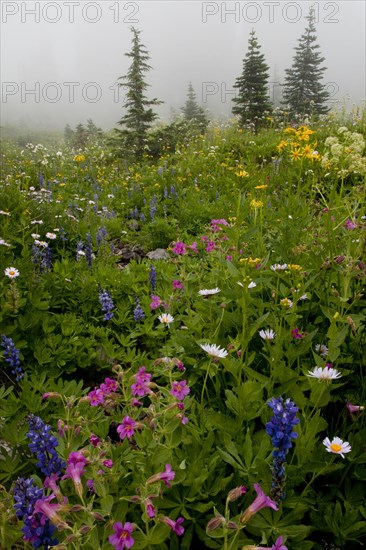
117;416;136;440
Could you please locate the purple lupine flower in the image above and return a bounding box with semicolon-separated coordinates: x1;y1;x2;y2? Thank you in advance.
1;335;23;381
98;288;115;321
149;264;157;291
26;415;66;477
117;416;136;440
109;521;134;549
150;195;157;220
85;233;93;267
13;478;59;548
240;483;278;524
266;396;299;501
133;300;145;322
161;516;185;536
96;226;107;248
170;380;190;401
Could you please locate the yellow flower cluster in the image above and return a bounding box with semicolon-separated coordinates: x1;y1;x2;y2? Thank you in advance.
250;199;264;209
73;154;86;162
239;257;262;266
277;126;321;162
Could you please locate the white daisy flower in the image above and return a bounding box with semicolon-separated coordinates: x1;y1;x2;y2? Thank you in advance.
4;267;20;279
158;313;174;326
31;233;40;239
30;220;44;225
198;288;221;296
270;263;288;271
315;344;329;357
199;343;228;358
0;238;10;247
307;367;342;380
323;436;351;458
46;232;57;240
0;210;10;216
259;329;276;340
248;281;257;289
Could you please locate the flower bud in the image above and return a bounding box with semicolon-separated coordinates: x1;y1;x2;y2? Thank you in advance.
206;515;225;531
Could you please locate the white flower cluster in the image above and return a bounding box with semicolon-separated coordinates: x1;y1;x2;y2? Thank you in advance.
322;128;366;176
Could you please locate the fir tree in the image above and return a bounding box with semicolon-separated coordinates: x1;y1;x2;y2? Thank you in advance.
282;9;330;118
64;124;74;145
114;27;162;160
181;82;208;131
232;30;272;129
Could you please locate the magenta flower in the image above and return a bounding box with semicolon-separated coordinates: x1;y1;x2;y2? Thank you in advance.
103;459;113;469
291;328;303;339
34;495;64;528
109;521;134;550
62;451;88;496
172;279;184;290
240;483;278;524
150;295;162;310
43;474;62;500
88;388;105;406
205;241;216;252
346;402;365;414
145;499;156;518
117;416;136;440
131;367;151;397
100;377;118;394
188;241;198;253
172;241;186;255
170;380;190;401
344;219;357;230
161;516;185;536
89;434;101;447
147;463;175;488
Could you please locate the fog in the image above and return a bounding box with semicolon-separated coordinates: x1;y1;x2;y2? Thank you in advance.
1;0;365;132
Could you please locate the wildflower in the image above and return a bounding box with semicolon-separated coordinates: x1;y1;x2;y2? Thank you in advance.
344;219;357;230
26;415;66;477
96;226;107;247
147;464;175;488
98;288;115;321
133;300;145;322
242;536;288;550
89;434;101;447
291;328;303;339
172;241;186;255
145;499;156;518
62;451;88;497
259;329;276;341
254;184;268;190
88;388;105;406
161;516;185;536
198;287;221;296
13;478;58;548
307;366;341;380
205;240;216;252
149;264;157;291
206;515;225;531
4;266;19;279
117;416;136;440
1;335;23;381
45;232;57;240
280;298;293;308
33;494;65;528
248;281;257;288
158;313;174;327
100;377;118;394
131;367;151;397
323;436;351;458
150;295;161;310
227;485;246;502
109;521;135;550
315;344;329;357
200;343;228;359
346;403;364;415
85;233;93;268
266;396;299;501
270;263;288;271
170;380;190;401
172;279;184;290
250;199;264;209
0;238;10;247
240;483;278;524
103;459;113;469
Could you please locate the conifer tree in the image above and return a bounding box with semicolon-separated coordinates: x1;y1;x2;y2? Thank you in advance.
282;9;330;117
181;82;208;131
114;27;162;160
232;30;272;128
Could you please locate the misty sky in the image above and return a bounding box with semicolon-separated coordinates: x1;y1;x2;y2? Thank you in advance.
1;0;365;130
